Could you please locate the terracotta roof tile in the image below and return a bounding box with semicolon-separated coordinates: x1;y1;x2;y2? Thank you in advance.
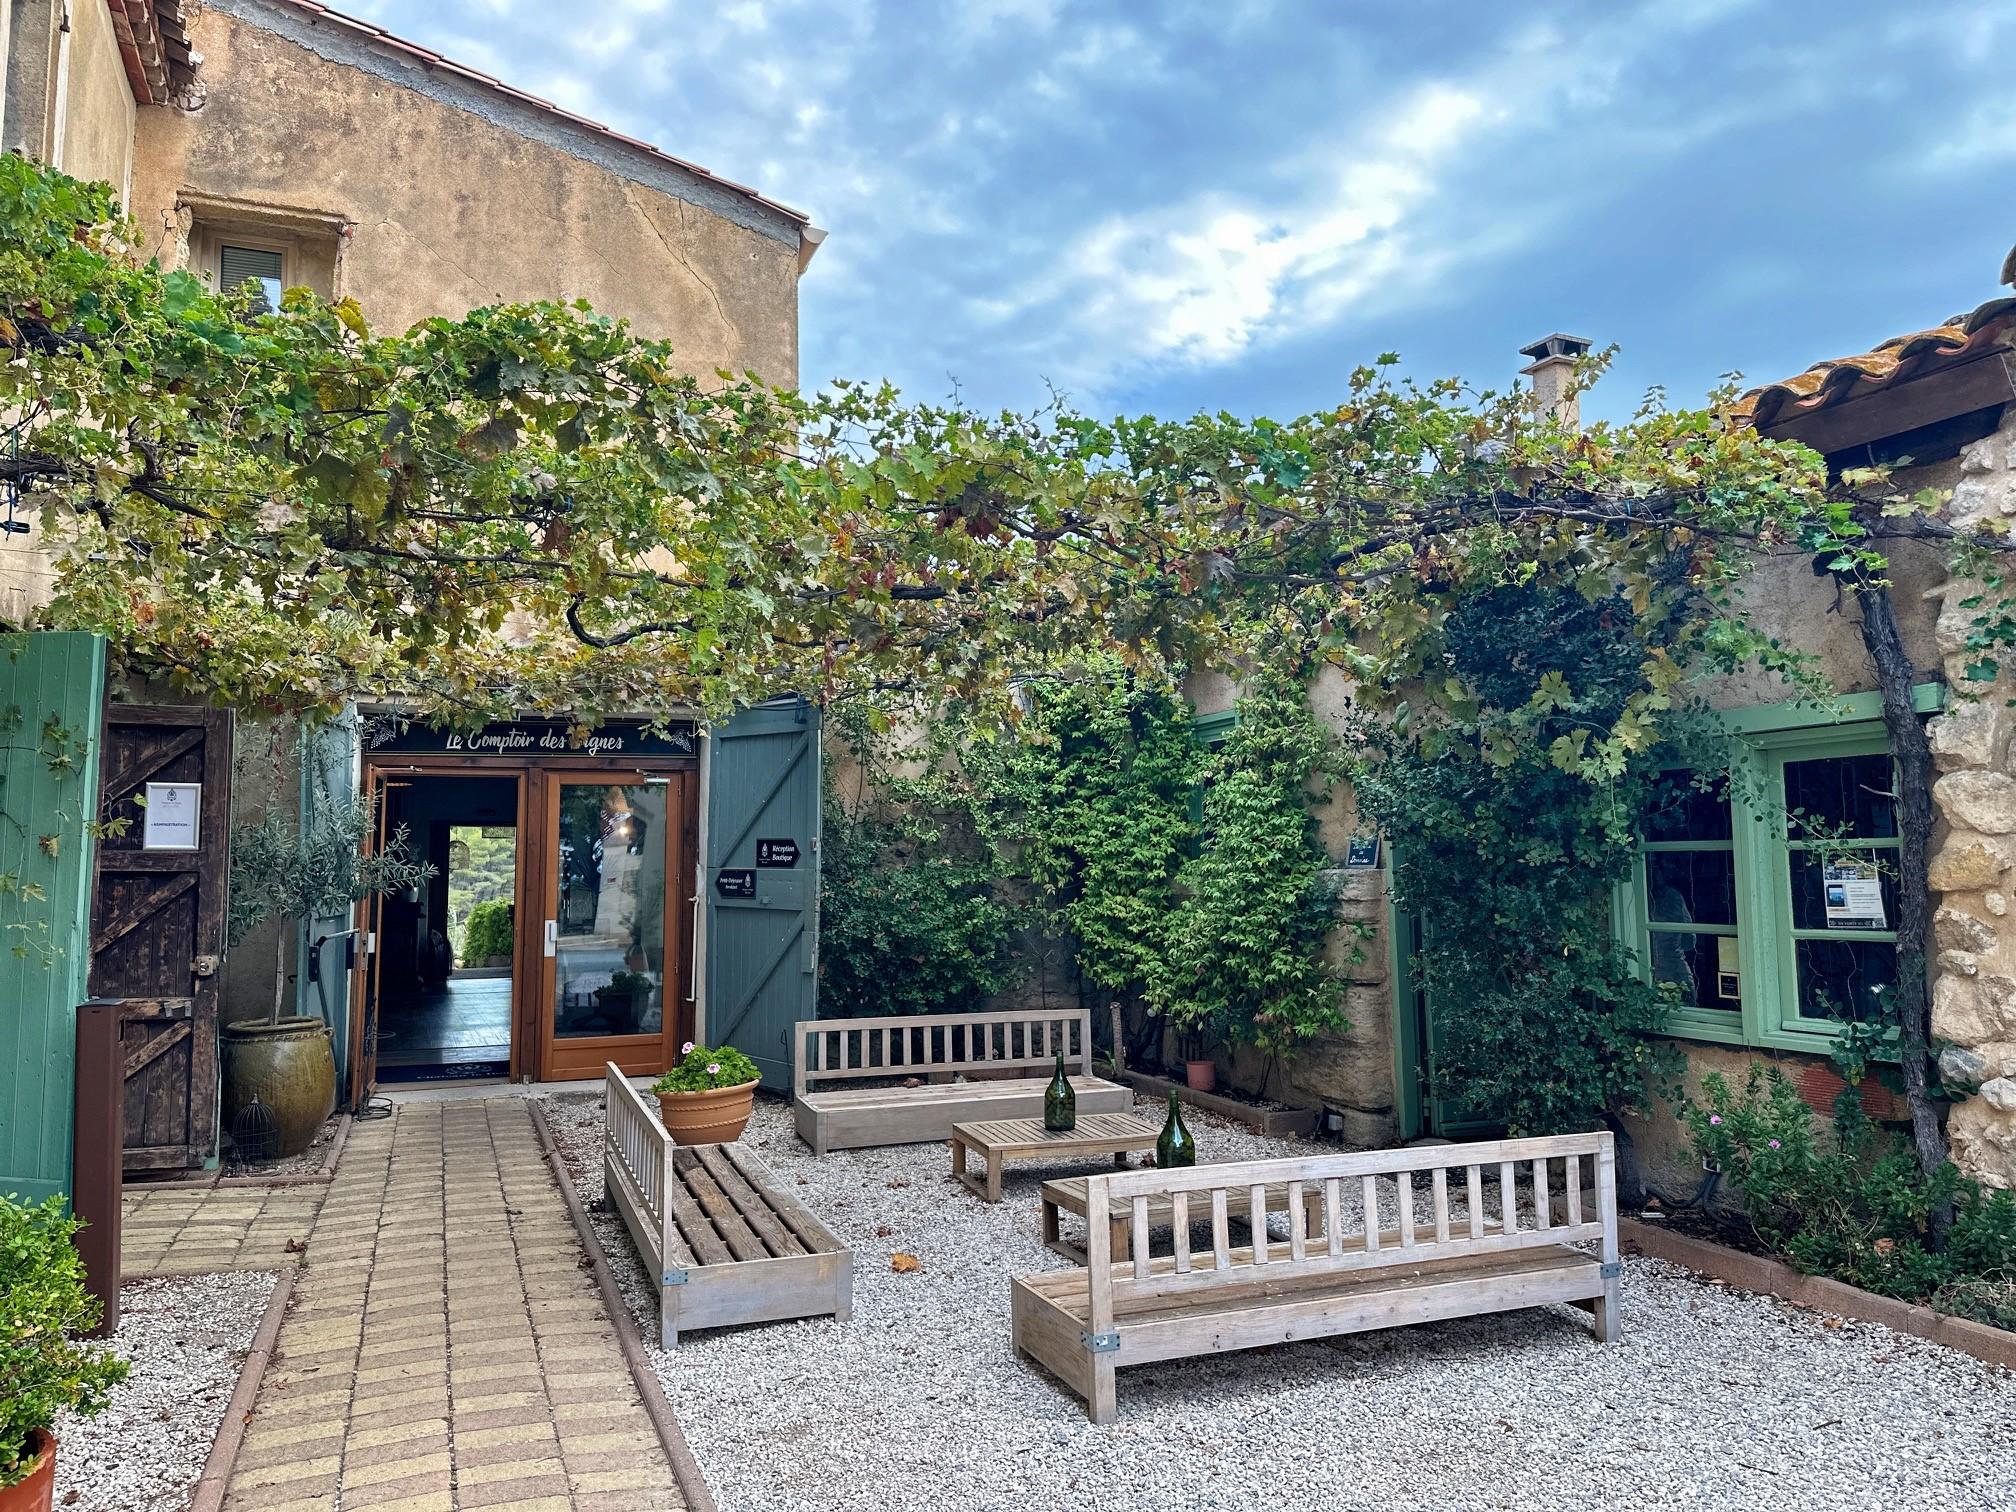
270;1;812;230
1736;259;2016;432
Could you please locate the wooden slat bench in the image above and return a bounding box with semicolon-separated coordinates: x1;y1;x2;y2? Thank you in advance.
1011;1131;1620;1422
1040;1170;1327;1263
602;1063;852;1347
792;1008;1131;1154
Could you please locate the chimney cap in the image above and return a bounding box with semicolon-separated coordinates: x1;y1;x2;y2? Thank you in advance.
1519;333;1594;366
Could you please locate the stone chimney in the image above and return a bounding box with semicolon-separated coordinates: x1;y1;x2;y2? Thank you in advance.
1519;333;1593;430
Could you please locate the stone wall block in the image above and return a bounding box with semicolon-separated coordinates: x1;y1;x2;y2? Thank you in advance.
1927;699;2003;771
1928;836;2010;892
1948;1097;2016;1189
1934;771;2016;834
1982;1077;2016;1113
1935;905;2001;955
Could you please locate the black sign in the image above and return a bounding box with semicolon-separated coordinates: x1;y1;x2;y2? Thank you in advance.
756;838;800;868
1343;835;1382;869
714;869;757;899
363;714;698;758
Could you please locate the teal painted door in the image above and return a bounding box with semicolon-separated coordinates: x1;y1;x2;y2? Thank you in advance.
297;710;360;1088
705;700;819;1089
1391;909;1497;1139
0;633;106;1205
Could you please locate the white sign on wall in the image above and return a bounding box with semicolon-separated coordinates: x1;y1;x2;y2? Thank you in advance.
142;781;202;851
1822;860;1887;931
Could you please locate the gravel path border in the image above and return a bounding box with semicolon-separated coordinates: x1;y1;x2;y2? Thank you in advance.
541;1091;2016;1512
53;1270;279;1512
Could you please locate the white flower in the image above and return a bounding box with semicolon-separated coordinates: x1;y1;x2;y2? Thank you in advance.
681;1041;696;1055
706;1061;721;1076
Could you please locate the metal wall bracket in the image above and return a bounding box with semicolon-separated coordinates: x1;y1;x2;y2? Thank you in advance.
662;1268;689;1286
1080;1330;1120;1354
1599;1260;1623;1280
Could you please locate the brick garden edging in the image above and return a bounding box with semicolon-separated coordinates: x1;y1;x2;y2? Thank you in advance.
1621;1216;2016;1370
186;1266;298;1512
127;1114;352;1192
528;1097;721;1512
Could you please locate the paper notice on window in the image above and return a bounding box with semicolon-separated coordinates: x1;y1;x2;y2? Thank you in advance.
1822;860;1886;930
141;781;202;851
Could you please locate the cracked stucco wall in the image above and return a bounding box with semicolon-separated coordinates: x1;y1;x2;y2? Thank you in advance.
125;3;801;383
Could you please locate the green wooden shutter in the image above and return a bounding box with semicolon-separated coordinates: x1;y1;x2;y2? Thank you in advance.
296;708;361;1086
704;699;820;1089
0;633;106;1204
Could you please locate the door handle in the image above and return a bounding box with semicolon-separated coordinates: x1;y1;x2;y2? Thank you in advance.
543;919;558;958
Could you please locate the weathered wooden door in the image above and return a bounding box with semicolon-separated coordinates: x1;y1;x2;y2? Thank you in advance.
705;700;820;1089
90;706;233;1173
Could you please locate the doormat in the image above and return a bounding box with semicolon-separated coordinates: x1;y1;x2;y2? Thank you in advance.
377;1060;510;1084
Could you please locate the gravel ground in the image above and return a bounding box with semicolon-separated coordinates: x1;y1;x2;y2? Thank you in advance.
541;1091;2016;1512
53;1270;277;1511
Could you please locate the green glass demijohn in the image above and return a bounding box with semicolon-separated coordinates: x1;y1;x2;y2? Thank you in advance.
1155;1089;1196;1168
1043;1051;1077;1132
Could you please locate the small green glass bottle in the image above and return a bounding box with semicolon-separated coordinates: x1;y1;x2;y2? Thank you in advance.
1043;1052;1077;1132
1155;1090;1195;1168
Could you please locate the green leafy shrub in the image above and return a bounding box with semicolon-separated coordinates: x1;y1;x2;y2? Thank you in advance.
1349;583;1680;1134
1683;1067;2016;1326
819;750;1024;1019
0;1194;129;1487
653;1044;760;1093
1147;671;1349;1055
461;898;513;962
963;672;1200;1002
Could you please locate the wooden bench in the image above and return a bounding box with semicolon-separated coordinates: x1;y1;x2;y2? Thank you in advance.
1040;1171;1326;1263
602;1064;851;1347
792;1008;1131;1154
1011;1132;1620;1422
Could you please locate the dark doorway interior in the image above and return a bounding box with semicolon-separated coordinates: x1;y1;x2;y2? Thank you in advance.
376;775;517;1081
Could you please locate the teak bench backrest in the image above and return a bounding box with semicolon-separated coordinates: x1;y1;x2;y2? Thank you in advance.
1078;1131;1618;1334
793;1008;1095;1098
604;1061;684;1272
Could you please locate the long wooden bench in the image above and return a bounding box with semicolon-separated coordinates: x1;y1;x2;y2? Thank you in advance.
792;1008;1130;1154
1011;1131;1621;1422
602;1064;851;1347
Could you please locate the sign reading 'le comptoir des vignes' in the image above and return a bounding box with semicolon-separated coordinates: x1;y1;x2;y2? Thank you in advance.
363;715;700;759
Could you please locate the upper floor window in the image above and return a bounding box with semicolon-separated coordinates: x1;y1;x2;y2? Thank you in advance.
219;243;285;314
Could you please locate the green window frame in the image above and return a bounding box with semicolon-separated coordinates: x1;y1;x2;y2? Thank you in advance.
1616;685;1938;1052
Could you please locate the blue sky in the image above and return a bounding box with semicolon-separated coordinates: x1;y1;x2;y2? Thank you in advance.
342;0;2016;424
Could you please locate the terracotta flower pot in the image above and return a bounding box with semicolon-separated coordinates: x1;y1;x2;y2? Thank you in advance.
1;1430;56;1512
1184;1059;1217;1094
655;1080;759;1145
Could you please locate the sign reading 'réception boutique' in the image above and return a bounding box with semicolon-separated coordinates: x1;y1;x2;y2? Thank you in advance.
363;714;700;758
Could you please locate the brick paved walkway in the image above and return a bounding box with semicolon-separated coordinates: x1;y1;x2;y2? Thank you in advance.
122;1185;325;1276
223;1098;687;1511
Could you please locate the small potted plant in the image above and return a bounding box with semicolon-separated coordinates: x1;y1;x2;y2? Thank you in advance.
1;1196;129;1509
651;1043;761;1144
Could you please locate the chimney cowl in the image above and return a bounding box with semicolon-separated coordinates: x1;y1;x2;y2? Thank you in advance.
1518;333;1594;370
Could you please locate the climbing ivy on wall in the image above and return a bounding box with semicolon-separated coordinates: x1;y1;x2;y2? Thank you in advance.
1148;669;1350;1057
1349;584;1687;1139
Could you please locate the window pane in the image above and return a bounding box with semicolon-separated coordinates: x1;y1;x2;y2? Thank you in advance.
1646;850;1737;927
1784;753;1897;840
554;782;667;1039
1789;851;1900;933
220;245;284;314
1794;937;1898;1024
1643;770;1733;842
1650;931;1741;1012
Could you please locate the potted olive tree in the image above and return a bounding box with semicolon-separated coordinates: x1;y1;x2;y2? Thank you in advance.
651;1043;761;1144
223;789;430;1157
0;1196;127;1509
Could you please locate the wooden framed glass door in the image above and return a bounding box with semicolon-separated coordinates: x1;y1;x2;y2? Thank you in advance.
537;771;692;1080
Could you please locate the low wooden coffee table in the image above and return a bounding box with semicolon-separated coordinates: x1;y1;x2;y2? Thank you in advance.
1039;1171;1325;1262
949;1114;1160;1204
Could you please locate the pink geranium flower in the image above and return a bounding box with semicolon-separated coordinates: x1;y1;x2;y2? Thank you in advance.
1709;1115;1722;1126
681;1041;696;1055
1768;1139;1781;1150
706;1062;722;1076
